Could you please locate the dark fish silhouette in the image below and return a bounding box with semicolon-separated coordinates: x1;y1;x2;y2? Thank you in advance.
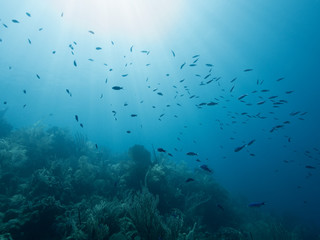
122;74;128;77
305;165;316;169
217;204;224;211
238;94;248;100
187;152;198;156
244;69;253;72
180;62;186;69
200;164;213;173
88;30;95;34
80;123;83;128
186;178;195;183
96;47;102;50
157;148;166;153
130;45;133;52
73;60;77;67
207;101;218;106
36;74;40;79
171;50;175;57
66;89;72;97
234;144;246;152
12;19;19;23
26;12;31;17
131;114;138;117
23;90;26;94
248;202;265;208
112;86;123;90
75;115;79;122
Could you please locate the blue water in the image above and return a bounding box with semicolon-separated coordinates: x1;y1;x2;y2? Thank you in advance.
1;0;320;230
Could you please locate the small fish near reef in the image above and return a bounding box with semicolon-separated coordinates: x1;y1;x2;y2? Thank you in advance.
185;178;195;183
200;164;213;173
157;148;166;153
186;152;198;156
248;202;265;208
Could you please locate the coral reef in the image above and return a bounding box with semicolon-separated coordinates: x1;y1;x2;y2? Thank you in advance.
0;122;307;239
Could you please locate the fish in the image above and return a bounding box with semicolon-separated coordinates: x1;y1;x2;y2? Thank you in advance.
131;114;138;117
88;30;95;34
23;90;26;94
305;165;316;169
126;130;131;134
189;64;197;67
28;39;31;44
112;86;123;90
157;92;163;96
157;148;166;153
130;45;133;52
193;58;199;64
270;125;284;132
185;178;195;183
207;101;218;106
276;77;285;82
257;101;265;105
230;86;235;93
96;47;102;50
75;115;79;122
73;60;77;67
66;89;72;96
168;153;173;157
180;62;186;69
26;12;31;17
244;69;253;72
200;164;213;173
122;74;128;77
80;123;84;128
204;74;211;79
192;54;200;58
230;78;237;83
171;50;175;57
285;90;294;94
95;144;98;149
36;74;40;79
12;19;20;23
186;152;198;156
248;202;265;208
111;41;114;45
238;94;248;100
234;144;246;152
3;24;8;28
217;204;224;211
206;64;213;67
